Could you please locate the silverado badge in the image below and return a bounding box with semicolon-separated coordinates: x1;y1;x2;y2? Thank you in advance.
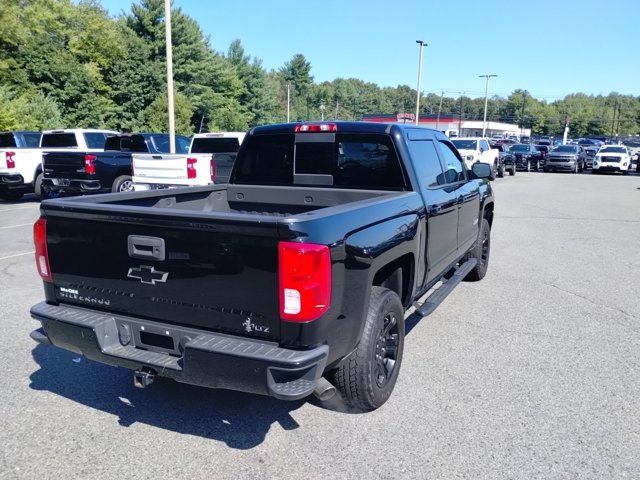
127;265;169;285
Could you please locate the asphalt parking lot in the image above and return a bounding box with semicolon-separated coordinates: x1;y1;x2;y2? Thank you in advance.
1;171;639;480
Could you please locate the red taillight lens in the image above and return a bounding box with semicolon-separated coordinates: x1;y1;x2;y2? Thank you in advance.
84;154;96;175
187;157;197;179
278;241;331;322
33;218;52;283
210;155;216;182
5;151;15;169
294;123;337;133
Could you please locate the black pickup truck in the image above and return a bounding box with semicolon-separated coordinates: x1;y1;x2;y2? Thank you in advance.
30;122;494;412
41;133;190;196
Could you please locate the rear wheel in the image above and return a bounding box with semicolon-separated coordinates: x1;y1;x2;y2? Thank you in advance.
333;286;405;412
497;164;505;178
464;218;491;282
112;175;134;193
509;166;515;176
34;172;43;199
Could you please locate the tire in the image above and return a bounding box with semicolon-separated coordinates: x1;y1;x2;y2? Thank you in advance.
333;286;405;412
526;162;530;172
464;218;491;282
573;163;578;174
509;166;515;176
0;190;24;201
34;172;43;199
543;167;549;172
498;165;505;178
112;175;134;193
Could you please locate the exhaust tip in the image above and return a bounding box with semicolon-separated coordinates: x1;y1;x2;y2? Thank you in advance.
313;376;336;402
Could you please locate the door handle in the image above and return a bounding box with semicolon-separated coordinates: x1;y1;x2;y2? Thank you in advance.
128;235;165;261
457;195;464;204
429;205;442;215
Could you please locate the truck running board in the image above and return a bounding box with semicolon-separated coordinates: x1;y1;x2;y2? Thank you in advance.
411;258;477;317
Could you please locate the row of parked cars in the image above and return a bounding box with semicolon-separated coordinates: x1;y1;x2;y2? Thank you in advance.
0;129;245;201
447;135;637;179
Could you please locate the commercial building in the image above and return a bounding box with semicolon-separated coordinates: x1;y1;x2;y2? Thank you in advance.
362;113;530;138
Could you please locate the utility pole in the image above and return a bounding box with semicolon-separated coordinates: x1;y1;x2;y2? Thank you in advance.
414;40;427;125
614;104;622;142
459;92;464;136
520;93;526;138
164;0;175;153
436;91;443;131
479;74;497;137
334;99;339;120
609;101;618;142
320;104;325;121
286;83;291;123
562;115;570;145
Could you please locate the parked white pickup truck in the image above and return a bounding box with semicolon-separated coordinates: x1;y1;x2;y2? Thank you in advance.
451;137;500;180
132;132;245;190
0;128;117;201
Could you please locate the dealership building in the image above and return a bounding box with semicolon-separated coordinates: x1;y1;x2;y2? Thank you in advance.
362;113;530;138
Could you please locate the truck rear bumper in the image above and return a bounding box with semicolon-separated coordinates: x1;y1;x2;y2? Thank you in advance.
41;178;104;194
0;173;26;190
30;302;328;401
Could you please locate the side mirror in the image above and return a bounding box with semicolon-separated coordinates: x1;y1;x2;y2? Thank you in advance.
471;162;491;179
479;147;485;153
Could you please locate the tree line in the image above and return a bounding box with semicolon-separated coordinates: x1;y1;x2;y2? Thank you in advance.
1;0;639;138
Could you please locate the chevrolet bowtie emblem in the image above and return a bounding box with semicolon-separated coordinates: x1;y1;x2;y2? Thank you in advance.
127;265;169;285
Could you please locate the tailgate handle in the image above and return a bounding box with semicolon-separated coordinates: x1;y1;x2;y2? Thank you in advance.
128;235;165;261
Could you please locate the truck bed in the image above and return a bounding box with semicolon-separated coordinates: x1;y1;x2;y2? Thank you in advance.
54;183;403;218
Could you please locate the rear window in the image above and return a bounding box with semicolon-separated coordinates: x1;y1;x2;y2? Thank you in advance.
84;132;108;149
41;133;78;148
191;137;240;153
0;133;17;148
233;133;406;190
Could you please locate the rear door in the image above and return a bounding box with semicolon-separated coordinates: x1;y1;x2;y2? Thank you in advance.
132;154;213;186
44;208;282;340
190;136;241;184
406;133;459;284
436;140;480;256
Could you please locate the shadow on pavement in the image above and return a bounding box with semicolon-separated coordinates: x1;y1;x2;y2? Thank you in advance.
0;193;40;205
29;344;306;449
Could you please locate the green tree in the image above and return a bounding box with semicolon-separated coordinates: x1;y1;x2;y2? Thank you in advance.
13;91;63;130
143;91;193;135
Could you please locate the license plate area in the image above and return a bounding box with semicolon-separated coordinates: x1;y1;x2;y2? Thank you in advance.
131;323;180;356
140;330;174;350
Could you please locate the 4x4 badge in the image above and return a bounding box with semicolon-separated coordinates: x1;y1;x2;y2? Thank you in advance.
127;265;168;285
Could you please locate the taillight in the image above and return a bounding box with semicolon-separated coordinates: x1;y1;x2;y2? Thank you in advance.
187;157;197;179
294;123;337;133
84;154;96;175
278;241;331;322
33;218;52;283
210;156;216;182
5;151;15;169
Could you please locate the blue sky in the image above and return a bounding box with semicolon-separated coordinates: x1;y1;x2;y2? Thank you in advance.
102;0;639;100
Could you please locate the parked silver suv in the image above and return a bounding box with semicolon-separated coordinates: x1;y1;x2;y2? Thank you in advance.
544;145;587;173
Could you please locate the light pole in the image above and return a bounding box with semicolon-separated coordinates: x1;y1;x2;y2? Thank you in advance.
164;0;175;153
320;104;326;121
286;83;291;123
414;40;427;125
479;74;497;138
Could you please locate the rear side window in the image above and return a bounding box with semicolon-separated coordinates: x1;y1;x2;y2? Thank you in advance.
191;137;240;153
437;141;466;183
407;140;445;188
105;136;125;151
19;133;41;148
41;133;77;148
84;132;108;149
0;133;17;148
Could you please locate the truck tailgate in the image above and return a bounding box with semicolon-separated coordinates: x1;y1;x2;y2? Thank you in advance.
132;153;212;186
43;152;86;178
43;208;281;340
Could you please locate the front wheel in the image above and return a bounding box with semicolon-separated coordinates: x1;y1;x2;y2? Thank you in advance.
112;175;134;193
509;166;515;176
34;172;43;199
498;164;505;178
464;218;491;282
333;287;405;412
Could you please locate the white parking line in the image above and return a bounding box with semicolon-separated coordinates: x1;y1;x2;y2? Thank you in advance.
0;251;34;261
0;223;33;230
0;205;39;212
